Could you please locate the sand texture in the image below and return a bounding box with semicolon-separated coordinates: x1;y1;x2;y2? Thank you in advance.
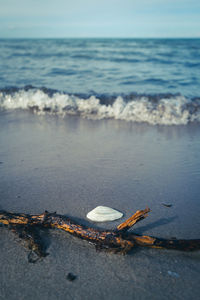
0;110;200;300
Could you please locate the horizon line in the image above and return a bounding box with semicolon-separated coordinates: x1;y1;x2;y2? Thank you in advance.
0;36;200;39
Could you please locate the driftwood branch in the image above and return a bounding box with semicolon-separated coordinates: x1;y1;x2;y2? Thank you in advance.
0;208;200;262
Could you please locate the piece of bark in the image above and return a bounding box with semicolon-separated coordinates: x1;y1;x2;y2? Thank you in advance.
117;207;150;231
0;208;199;262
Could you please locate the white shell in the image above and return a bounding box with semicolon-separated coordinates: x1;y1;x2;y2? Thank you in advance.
86;206;123;222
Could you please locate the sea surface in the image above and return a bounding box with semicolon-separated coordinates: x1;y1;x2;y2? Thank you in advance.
0;38;200;125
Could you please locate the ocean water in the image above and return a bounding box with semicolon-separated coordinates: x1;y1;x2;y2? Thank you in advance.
0;38;200;125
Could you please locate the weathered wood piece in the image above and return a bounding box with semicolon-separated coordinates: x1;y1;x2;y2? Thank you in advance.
0;208;199;262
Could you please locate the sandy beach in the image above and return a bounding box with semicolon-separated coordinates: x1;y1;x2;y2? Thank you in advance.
0;110;200;299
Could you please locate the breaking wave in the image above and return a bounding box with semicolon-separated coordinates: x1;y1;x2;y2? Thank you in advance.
0;87;200;125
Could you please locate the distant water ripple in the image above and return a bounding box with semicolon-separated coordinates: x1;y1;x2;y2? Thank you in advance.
0;38;200;97
0;38;200;124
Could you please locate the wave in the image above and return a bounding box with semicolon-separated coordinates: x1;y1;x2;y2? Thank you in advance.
0;87;200;125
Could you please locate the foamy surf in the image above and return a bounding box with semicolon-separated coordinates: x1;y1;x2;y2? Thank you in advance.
0;88;200;125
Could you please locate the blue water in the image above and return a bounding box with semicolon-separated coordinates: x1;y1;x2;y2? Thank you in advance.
0;38;200;125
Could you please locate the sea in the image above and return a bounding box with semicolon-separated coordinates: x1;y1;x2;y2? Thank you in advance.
0;38;200;125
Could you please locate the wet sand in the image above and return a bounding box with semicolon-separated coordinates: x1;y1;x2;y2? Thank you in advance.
0;110;200;300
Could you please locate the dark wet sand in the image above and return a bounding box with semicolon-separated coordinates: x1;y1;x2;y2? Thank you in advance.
0;110;200;300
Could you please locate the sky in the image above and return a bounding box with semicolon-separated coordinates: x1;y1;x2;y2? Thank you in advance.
0;0;200;38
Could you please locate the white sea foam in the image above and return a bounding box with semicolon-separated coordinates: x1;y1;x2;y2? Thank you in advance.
0;89;200;125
